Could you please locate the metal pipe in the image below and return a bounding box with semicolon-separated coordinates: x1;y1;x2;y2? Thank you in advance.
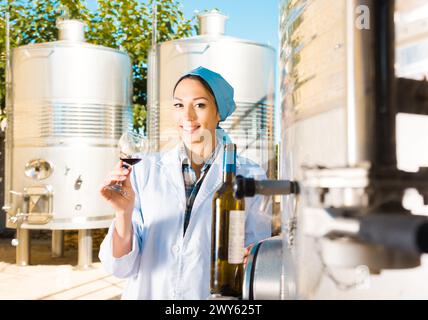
345;0;396;168
51;230;64;258
147;0;159;151
233;175;298;199
308;207;428;254
359;214;428;254
372;0;396;168
16;228;30;266
255;180;298;196
4;2;13;223
77;229;92;269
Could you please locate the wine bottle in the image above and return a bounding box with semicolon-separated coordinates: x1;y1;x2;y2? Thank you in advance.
210;143;245;298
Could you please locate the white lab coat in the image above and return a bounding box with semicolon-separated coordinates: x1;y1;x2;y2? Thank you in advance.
99;140;272;300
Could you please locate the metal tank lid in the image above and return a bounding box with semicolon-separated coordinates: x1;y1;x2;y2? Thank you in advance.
197;9;228;36
56;19;86;42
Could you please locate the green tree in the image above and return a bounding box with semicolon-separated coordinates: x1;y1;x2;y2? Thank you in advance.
0;0;196;132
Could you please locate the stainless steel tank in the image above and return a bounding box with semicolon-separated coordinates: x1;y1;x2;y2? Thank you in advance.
147;10;276;177
277;0;428;299
4;20;133;267
243;236;283;300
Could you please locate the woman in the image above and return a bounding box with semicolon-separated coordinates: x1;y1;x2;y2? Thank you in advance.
99;66;271;299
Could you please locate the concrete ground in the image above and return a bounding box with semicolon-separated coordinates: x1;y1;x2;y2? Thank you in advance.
0;237;125;300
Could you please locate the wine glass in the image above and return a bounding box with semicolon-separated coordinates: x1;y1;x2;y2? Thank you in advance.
106;131;149;197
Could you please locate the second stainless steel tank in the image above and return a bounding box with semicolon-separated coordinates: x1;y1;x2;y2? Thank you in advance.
147;10;276;177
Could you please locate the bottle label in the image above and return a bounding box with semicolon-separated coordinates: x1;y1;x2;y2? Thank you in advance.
228;210;245;264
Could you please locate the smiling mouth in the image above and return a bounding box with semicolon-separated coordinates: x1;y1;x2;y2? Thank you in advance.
181;125;201;134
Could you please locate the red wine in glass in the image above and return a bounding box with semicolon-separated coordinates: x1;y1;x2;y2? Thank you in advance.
120;158;142;167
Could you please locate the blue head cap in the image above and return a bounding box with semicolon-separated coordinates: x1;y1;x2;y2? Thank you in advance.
183;66;236;122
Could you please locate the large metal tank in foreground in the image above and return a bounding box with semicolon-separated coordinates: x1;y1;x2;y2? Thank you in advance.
277;0;428;299
147;10;276;177
4;20;133;267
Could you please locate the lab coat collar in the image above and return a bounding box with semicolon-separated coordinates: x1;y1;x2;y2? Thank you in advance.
159;136;242;185
158;138;225;200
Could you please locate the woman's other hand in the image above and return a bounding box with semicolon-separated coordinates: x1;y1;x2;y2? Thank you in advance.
243;243;254;267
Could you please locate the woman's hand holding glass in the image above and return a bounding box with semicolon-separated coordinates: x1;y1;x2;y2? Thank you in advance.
100;160;135;216
100;160;135;258
100;131;148;215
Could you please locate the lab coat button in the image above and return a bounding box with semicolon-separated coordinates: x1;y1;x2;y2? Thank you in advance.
172;245;180;253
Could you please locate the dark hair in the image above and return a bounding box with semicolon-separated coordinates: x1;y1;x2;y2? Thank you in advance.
173;74;217;105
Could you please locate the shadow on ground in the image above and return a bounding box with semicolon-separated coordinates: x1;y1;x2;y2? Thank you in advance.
0;229;106;267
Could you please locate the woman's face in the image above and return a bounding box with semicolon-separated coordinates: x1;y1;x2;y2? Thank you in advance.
173;78;220;148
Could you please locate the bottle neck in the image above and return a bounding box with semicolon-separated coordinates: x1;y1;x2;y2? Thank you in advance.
223;144;236;184
223;171;235;184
